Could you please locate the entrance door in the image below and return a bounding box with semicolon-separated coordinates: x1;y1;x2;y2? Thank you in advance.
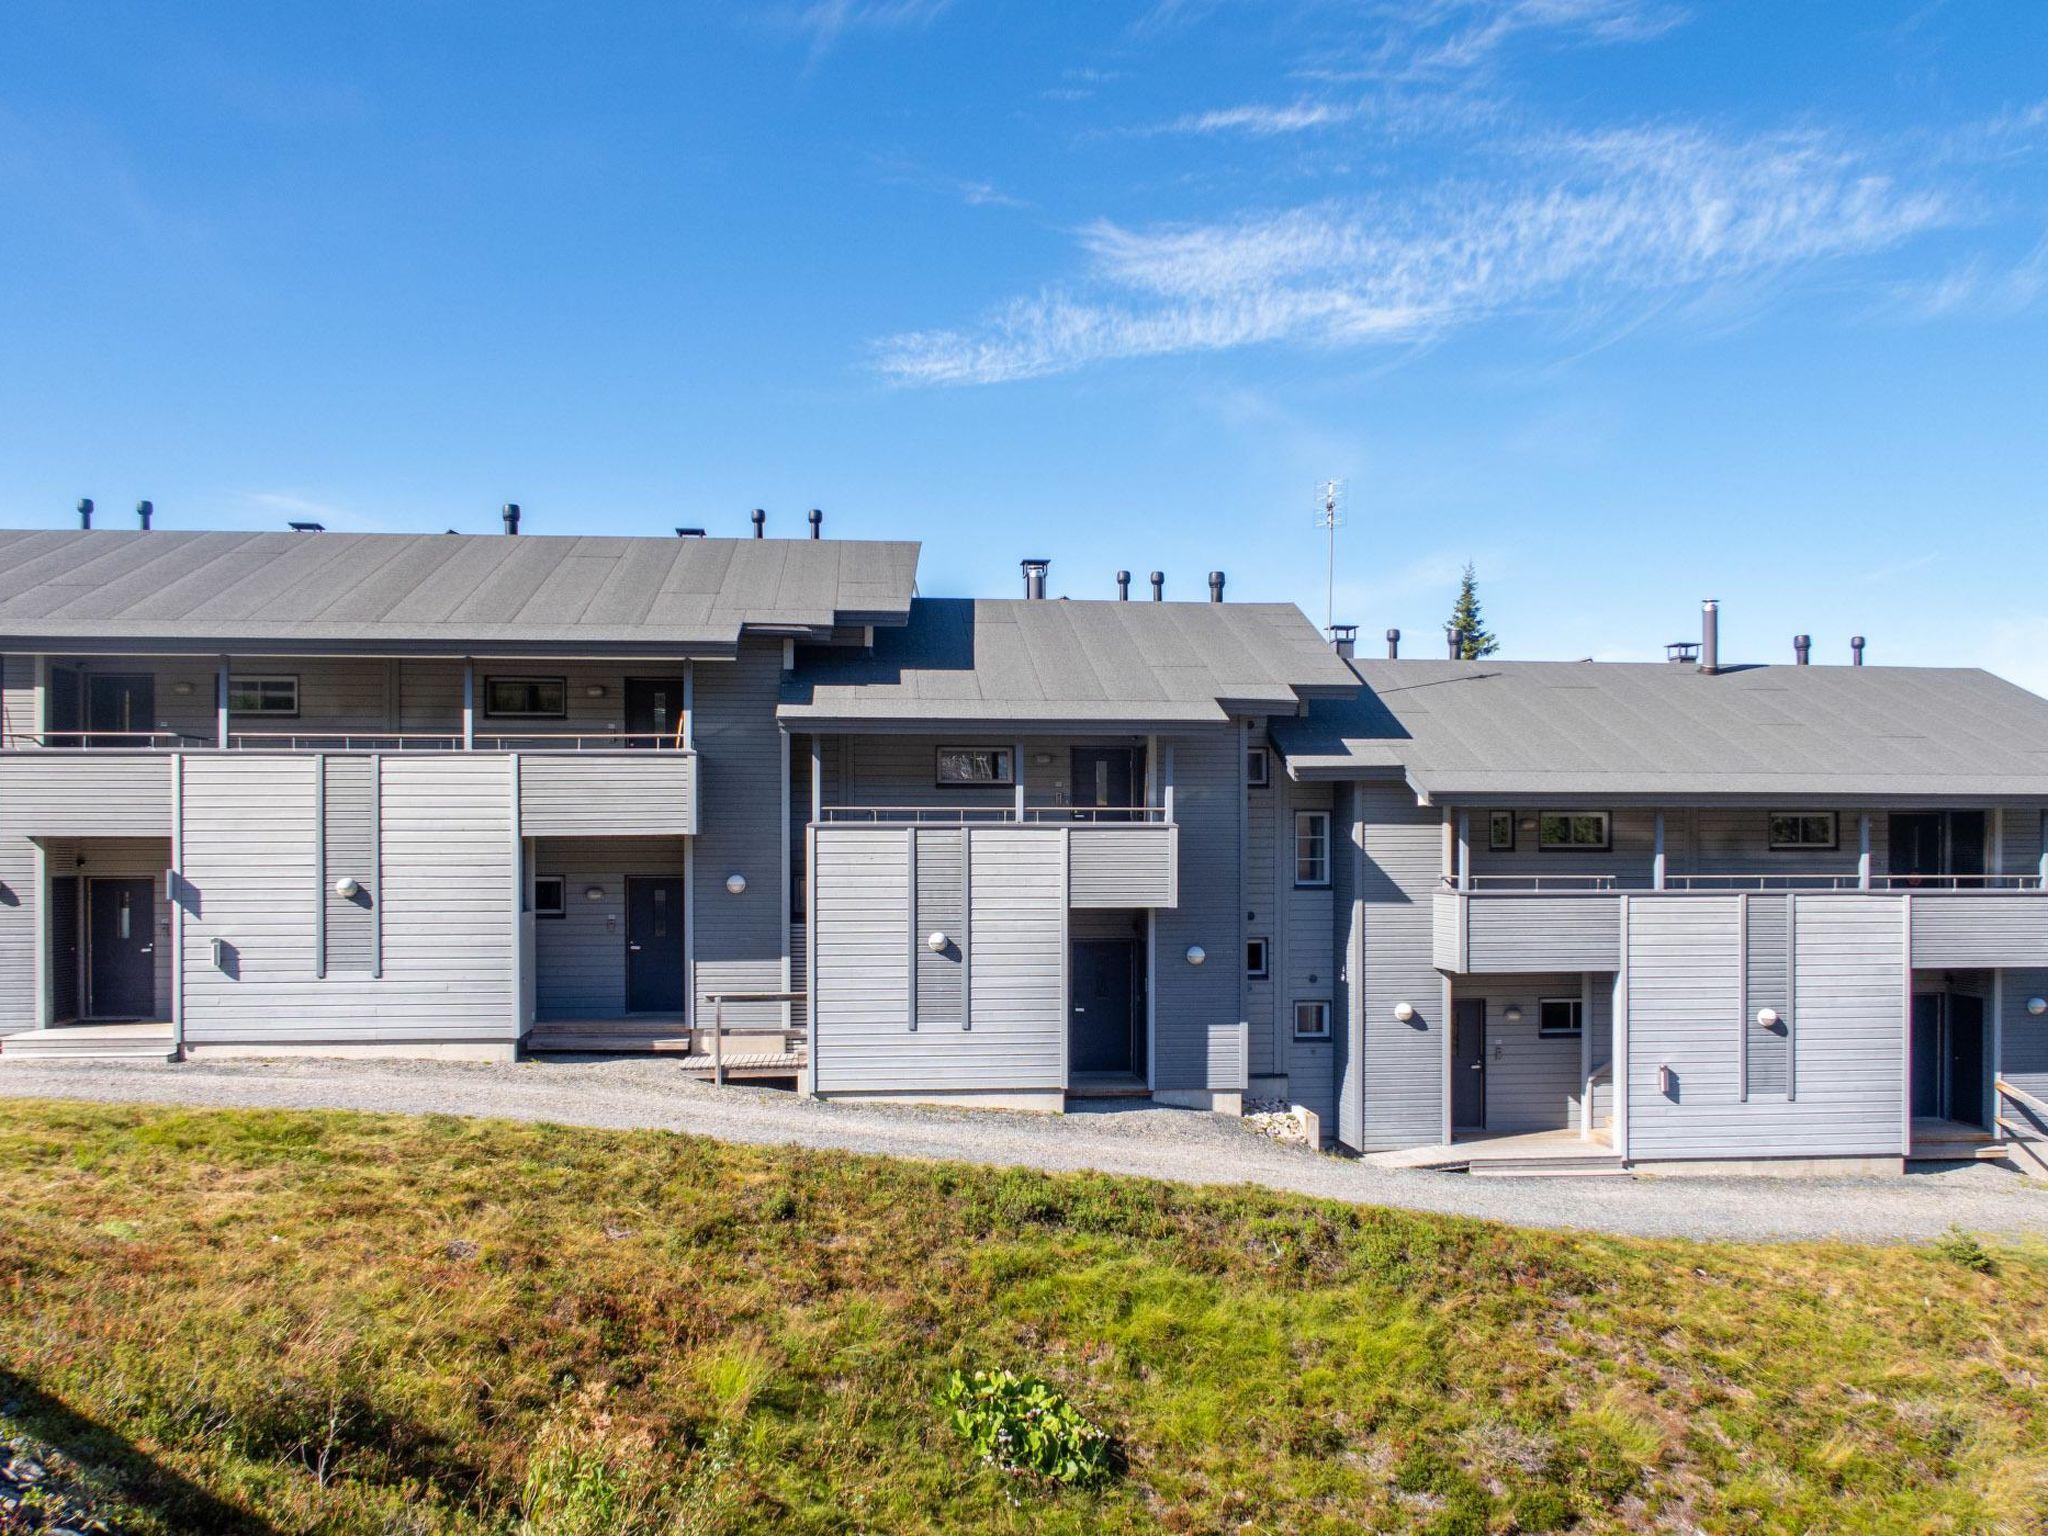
624;679;687;748
1947;993;1987;1128
625;877;685;1012
49;876;79;1022
1910;993;1944;1118
86;674;154;749
1070;748;1135;821
1069;939;1136;1074
1452;999;1486;1130
87;877;155;1018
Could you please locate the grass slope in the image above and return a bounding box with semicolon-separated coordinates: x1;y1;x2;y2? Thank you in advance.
1;1100;2045;1534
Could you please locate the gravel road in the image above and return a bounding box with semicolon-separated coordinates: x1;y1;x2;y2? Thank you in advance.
4;1055;2044;1244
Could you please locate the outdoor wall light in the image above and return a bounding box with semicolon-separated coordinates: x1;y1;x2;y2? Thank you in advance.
1659;1063;1675;1096
725;873;747;895
585;684;606;698
172;680;195;696
1185;945;1206;966
333;876;360;899
1756;1007;1781;1028
1503;1004;1523;1024
2031;997;2048;1017
1393;1001;1415;1023
927;931;949;952
584;885;605;902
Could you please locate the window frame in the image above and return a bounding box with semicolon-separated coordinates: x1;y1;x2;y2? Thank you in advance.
1245;936;1270;980
532;875;567;920
226;674;300;718
484;675;569;719
1767;811;1839;852
1536;810;1612;852
1294;810;1332;888
1488;810;1516;851
934;746;1014;787
1292;999;1332;1040
1538;997;1583;1038
1246;746;1271;789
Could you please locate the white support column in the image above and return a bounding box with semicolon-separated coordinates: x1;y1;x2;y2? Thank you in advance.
1161;743;1175;825
31;653;47;743
1144;733;1158;810
1579;969;1594;1139
461;660;476;750
170;753;185;1051
779;725;792;1032
1652;812;1667;891
1455;810;1470;889
1013;740;1026;821
683;661;695;750
1858;813;1873;890
810;733;824;822
1612;896;1631;1159
215;656;230;749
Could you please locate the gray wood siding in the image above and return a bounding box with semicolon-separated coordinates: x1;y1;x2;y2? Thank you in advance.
1908;895;2048;967
532;837;688;1018
0;754;173;836
321;755;378;974
1452;974;1583;1132
1743;895;1791;1097
1332;784;1362;1146
1432;891;1463;971
1999;966;2048;1105
914;829;966;1027
691;642;788;1029
1067;825;1176;908
1354;784;1444;1150
1150;731;1244;1092
1462;895;1620;972
0;826;32;1033
179;755;516;1042
835;733;1152;814
1245;734;1278;1076
1;654;34;740
1587;979;1615;1128
518;753;697;837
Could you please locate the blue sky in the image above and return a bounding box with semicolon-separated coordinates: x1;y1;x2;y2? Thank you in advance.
2;2;2044;684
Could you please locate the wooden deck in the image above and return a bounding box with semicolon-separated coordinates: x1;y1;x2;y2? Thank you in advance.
524;1019;806;1078
1365;1128;1628;1177
0;1022;179;1063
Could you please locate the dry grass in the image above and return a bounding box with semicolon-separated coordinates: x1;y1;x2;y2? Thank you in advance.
2;1099;2046;1534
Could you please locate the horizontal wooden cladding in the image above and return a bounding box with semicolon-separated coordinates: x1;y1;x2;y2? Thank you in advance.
1435;891;1621;973
1067;824;1177;908
1908;894;2048;968
0;754;172;837
517;752;697;837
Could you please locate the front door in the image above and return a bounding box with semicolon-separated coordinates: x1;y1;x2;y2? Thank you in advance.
1070;748;1135;821
1452;999;1486;1130
1069;939;1136;1074
625;877;686;1013
624;678;687;748
86;674;154;749
1910;993;1944;1118
1948;993;1987;1128
49;876;79;1022
88;877;155;1019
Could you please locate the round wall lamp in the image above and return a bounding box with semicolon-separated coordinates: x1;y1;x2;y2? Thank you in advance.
1393;1002;1415;1023
2030;997;2048;1017
333;876;360;898
172;680;195;696
584;885;605;902
725;873;747;895
1503;1004;1523;1024
1756;1007;1781;1028
1185;945;1206;966
927;931;950;953
585;684;607;698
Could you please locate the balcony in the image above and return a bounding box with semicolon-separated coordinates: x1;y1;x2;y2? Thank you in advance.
815;806;1178;908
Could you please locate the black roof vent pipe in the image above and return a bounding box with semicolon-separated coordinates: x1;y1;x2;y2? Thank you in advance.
1208;570;1225;603
1149;571;1164;601
750;508;766;539
1386;628;1400;659
501;502;520;535
1851;635;1866;666
1020;558;1049;599
1793;634;1811;665
1446;624;1464;659
808;507;823;540
1329;623;1357;658
288;521;324;532
1115;570;1130;600
676;527;705;538
136;499;153;531
76;498;93;529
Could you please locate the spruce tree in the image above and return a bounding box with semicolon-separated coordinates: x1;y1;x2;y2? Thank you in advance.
1446;562;1499;659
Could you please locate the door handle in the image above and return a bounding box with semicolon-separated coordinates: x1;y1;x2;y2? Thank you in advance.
1073;1006;1086;1013
628;943;643;952
1469;1061;1483;1070
139;945;154;954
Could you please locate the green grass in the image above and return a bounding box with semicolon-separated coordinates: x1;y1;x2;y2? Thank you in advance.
2;1100;2046;1534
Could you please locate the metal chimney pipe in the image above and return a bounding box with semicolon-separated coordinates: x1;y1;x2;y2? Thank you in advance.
76;498;93;530
1793;634;1811;666
808;508;822;540
1386;628;1401;659
1149;571;1164;601
136;499;153;531
1020;558;1049;599
1851;635;1866;666
1208;571;1224;603
1329;624;1357;658
1446;625;1463;659
750;508;765;539
1698;599;1719;674
501;502;520;535
1115;570;1130;601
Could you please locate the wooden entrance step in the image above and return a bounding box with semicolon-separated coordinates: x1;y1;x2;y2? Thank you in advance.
525;1022;694;1054
0;1023;178;1063
1467;1154;1632;1179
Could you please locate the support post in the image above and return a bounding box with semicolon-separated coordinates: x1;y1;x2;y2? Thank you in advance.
713;995;725;1086
1858;813;1872;890
462;660;475;750
1653;812;1666;891
1013;741;1026;821
1455;810;1470;890
216;656;230;748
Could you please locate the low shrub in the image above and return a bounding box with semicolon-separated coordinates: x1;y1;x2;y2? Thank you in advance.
1930;1226;1997;1275
941;1368;1113;1489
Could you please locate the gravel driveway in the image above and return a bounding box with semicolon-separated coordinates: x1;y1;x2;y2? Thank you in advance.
3;1055;2044;1244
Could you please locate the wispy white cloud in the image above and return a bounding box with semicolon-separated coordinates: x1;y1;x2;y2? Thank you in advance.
876;125;1955;384
779;0;955;60
1877;228;2048;321
868;152;1030;209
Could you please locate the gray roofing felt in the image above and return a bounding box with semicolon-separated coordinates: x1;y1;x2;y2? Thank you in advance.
0;529;920;652
1269;658;2048;799
779;597;1359;727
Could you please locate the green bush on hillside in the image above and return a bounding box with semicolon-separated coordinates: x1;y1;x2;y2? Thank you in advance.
941;1368;1113;1489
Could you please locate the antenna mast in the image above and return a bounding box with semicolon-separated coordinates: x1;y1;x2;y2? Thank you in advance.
1314;479;1345;635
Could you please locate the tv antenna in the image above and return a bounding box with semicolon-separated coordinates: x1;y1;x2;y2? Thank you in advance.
1314;479;1345;635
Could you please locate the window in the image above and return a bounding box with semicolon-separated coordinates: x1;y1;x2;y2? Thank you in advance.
1538;998;1583;1038
1769;812;1838;851
1293;1000;1331;1040
935;747;1013;785
227;675;298;716
485;676;567;718
1246;746;1270;788
1537;811;1611;851
1295;810;1331;886
532;875;566;919
1246;937;1269;979
1488;810;1516;851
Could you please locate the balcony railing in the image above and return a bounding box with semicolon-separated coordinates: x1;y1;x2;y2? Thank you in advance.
4;731;694;754
817;804;1169;825
2;731;206;750
1445;872;2046;894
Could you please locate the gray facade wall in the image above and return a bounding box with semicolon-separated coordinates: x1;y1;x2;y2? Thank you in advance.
690;641;788;1028
1150;729;1244;1093
913;828;966;1028
1450;973;1585;1133
1350;783;1444;1151
531;836;689;1019
1743;894;1791;1097
1280;775;1336;1124
1;654;34;740
1245;728;1279;1078
1333;784;1362;1147
1999;966;2048;1105
321;755;378;974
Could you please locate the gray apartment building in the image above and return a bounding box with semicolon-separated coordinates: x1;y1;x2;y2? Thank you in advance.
4;514;2047;1175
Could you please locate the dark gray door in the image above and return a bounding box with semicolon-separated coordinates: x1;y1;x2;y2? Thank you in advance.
625;876;685;1013
88;877;155;1019
1070;748;1135;820
49;876;79;1022
1069;939;1136;1073
624;678;687;747
86;673;153;749
1948;993;1987;1128
1452;999;1486;1130
46;667;81;743
1911;993;1943;1118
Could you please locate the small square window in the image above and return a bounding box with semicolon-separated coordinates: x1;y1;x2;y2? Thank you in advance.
1246;746;1271;788
486;677;568;718
1246;937;1270;979
1293;999;1331;1040
227;675;299;716
1538;998;1582;1037
1488;810;1516;851
532;875;566;919
1295;810;1332;887
935;747;1013;785
1768;812;1838;851
1537;811;1611;851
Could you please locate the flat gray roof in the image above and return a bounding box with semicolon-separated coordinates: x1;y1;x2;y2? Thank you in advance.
1270;658;2048;802
779;597;1358;729
0;528;920;655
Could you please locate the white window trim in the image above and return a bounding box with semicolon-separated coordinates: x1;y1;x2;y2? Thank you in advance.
226;674;300;717
1246;936;1270;980
532;875;567;919
484;675;569;719
1538;997;1583;1038
1536;810;1612;852
934;746;1014;786
1292;999;1331;1040
1246;746;1271;789
1767;811;1839;851
1294;810;1332;888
